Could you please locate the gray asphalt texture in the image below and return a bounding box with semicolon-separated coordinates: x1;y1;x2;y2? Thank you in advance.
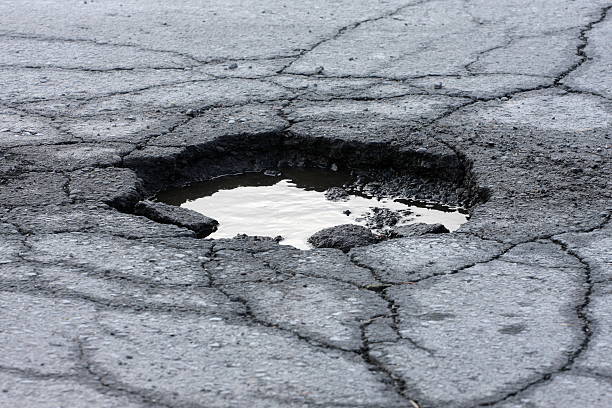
1;1;611;407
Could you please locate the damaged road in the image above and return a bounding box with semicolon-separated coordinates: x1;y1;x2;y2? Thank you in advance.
0;0;611;407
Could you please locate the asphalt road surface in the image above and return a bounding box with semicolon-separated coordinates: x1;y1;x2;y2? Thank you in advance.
1;1;611;407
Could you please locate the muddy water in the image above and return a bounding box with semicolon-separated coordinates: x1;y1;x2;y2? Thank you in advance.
157;169;469;249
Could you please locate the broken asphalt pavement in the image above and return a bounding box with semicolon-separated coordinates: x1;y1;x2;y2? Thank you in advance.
0;1;611;407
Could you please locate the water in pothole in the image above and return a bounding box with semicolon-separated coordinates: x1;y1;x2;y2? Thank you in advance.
156;168;469;249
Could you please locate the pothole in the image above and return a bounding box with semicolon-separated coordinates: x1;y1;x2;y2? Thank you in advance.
156;167;469;249
124;133;485;250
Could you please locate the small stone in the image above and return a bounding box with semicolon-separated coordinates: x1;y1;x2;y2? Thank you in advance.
330;163;339;172
228;63;238;70
364;207;406;229
314;66;324;74
434;82;443;89
324;187;350;201
416;147;427;154
308;224;380;252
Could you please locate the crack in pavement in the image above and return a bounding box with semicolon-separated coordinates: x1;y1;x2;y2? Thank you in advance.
278;0;442;74
75;337;176;408
199;244;419;405
554;4;612;86
346;216;611;407
0;31;302;69
463;26;583;73
472;237;595;407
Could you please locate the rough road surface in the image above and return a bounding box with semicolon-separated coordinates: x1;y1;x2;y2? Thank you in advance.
1;1;611;407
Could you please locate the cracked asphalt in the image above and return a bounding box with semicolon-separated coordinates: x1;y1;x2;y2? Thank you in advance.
1;1;611;407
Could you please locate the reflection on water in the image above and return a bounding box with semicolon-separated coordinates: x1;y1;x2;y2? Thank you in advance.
156;169;469;249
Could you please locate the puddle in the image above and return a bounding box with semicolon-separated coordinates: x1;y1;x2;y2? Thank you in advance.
156;168;469;249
